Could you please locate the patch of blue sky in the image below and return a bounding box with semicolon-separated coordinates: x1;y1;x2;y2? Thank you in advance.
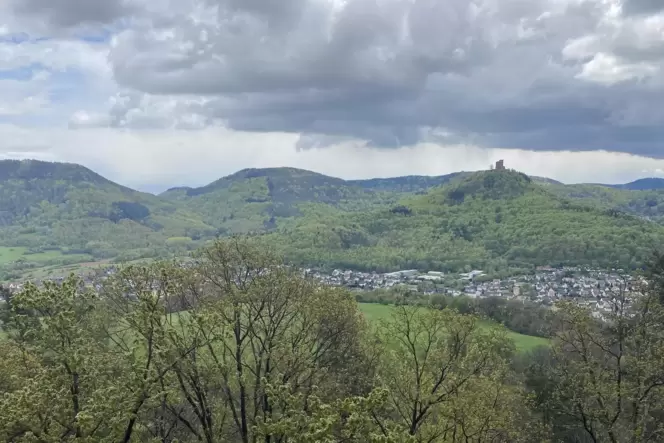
0;33;49;44
0;32;31;44
74;19;131;44
76;29;114;43
0;112;55;126
47;68;90;104
0;63;46;80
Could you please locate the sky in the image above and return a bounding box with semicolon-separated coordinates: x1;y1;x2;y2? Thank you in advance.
1;0;664;192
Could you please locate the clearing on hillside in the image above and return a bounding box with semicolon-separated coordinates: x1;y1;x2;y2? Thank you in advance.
358;303;549;352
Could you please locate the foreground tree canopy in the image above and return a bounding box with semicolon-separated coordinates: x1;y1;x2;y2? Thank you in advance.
1;239;664;442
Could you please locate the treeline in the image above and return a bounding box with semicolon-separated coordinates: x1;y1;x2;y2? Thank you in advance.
1;239;664;442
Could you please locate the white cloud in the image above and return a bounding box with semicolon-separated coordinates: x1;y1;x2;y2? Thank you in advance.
0;35;115;130
0;71;51;116
68;110;112;128
0;38;111;79
575;52;658;84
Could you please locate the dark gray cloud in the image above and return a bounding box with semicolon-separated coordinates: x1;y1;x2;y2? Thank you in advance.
621;0;664;16
71;0;664;158
10;0;136;29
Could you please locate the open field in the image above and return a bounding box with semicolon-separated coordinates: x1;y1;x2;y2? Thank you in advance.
16;263;95;282
0;247;26;264
0;247;70;264
0;246;96;282
0;254;155;282
358;303;550;352
0;247;92;265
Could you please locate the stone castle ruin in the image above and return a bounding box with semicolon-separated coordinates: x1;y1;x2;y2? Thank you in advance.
490;160;506;170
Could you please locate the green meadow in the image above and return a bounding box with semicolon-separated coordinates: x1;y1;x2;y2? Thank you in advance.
358;302;550;352
0;246;93;265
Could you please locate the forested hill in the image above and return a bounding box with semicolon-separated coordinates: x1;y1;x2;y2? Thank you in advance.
607;178;664;190
346;172;466;193
263;169;664;274
2;159;664;280
159;167;403;233
347;172;563;192
162;167;348;198
0;160;215;278
0;159;124;187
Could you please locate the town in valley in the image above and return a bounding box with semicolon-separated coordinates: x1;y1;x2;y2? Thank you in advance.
305;265;643;320
4;263;643;321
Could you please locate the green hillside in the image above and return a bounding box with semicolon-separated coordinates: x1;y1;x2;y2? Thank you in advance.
344;173;664;223
160;167;402;233
262;169;664;274
345;173;664;224
346;172;560;193
347;172;466;193
545;183;664;223
358;303;549;351
159;168;570;235
605;177;664;190
2;160;664;281
0;160;214;279
161;166;664;232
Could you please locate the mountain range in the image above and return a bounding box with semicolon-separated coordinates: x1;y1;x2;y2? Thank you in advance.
1;159;664;281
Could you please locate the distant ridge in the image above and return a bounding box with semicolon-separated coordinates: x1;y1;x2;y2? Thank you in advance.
3;158;661;192
0;159;128;189
187;167;347;197
163;168;563;196
164;185;193;193
605;178;664;191
347;172;466;193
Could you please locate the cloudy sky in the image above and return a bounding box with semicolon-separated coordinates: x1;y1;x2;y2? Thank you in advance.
1;0;664;192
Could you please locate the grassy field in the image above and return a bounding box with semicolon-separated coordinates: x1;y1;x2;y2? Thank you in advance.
0;247;92;265
0;247;97;282
358;303;550;352
0;247;32;264
16;263;95;282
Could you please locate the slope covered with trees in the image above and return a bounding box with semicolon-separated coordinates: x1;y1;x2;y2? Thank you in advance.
346;172;466;193
163;167;664;232
0;160;215;277
606;177;664;190
160;167;403;233
546;183;664;223
264;170;664;273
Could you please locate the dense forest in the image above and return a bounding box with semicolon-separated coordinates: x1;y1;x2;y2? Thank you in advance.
263;171;664;274
1;238;664;442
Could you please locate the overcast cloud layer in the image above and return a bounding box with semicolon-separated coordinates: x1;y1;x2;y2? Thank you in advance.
1;0;664;190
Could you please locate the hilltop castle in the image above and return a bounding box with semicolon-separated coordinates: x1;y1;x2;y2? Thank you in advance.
490;160;506;170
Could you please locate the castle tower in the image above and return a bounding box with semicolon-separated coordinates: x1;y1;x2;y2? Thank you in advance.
495;160;505;170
